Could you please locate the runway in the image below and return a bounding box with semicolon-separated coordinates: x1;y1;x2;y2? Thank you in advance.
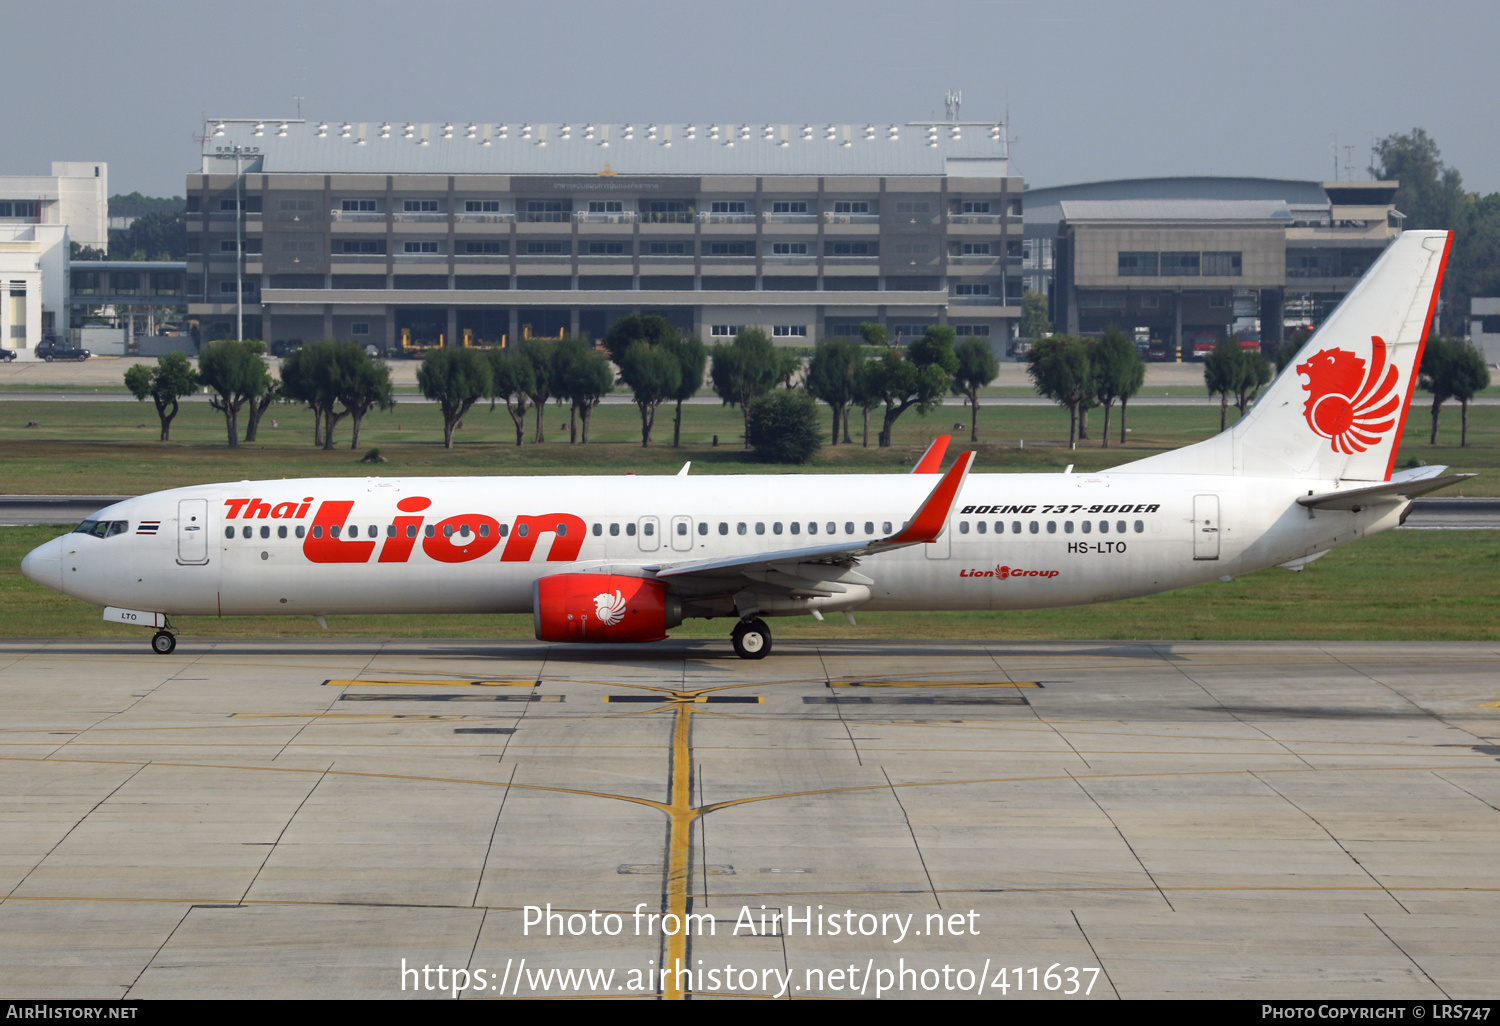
1;638;1497;999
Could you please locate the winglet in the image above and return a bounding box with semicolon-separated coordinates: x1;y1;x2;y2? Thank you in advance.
911;435;951;474
677;462;691;476
886;450;975;545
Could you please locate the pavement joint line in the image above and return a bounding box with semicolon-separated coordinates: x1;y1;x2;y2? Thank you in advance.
1070;911;1122;1000
1364;912;1451;1000
1066;769;1175;911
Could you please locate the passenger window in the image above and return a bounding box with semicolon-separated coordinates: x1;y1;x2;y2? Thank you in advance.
243;526;253;539
260;526;270;539
676;522;687;535
592;523;602;536
296;526;306;538
499;524;509;536
737;523;747;535
865;522;874;535
994;521;1004;534
977;521;986;534
627;523;636;536
883;521;893;534
1047;521;1056;534
406;525;417;538
697;522;707;535
844;522;854;534
1134;520;1144;533
959;521;970;534
1028;521;1038;534
826;522;836;535
1099;521;1109;534
557;522;568;536
1064;521;1073;533
790;522;801;535
719;522;728;535
517;524;529;537
279;526;288;539
642;522;653;536
1011;521;1021;533
808;522;818;535
610;523;620;536
459;524;471;538
480;524;490;538
443;524;454;537
773;522;783;535
425;525;435;537
312;526;323;539
330;525;341;539
1117;521;1127;534
224;527;234;539
386;524;396;538
1082;521;1092;534
755;522;765;535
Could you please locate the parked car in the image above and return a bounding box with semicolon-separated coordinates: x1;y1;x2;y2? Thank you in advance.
0;348;15;362
36;340;91;361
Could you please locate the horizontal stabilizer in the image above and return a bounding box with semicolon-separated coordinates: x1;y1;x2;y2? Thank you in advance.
1297;469;1472;511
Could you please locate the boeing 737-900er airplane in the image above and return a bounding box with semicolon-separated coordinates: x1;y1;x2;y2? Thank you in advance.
21;231;1467;658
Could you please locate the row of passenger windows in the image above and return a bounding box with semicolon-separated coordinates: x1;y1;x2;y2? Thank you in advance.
222;519;1151;542
961;519;1146;535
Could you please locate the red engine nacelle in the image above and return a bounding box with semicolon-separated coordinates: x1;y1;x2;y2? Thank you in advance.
533;573;682;643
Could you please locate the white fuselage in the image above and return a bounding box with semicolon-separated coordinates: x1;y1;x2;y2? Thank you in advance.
25;471;1402;621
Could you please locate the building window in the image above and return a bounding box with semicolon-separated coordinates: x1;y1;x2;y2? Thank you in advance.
894;200;931;214
587;200;623;213
771;242;808;255
953;324;991;336
464;200;501;212
955;283;991;296
1118;252;1159;277
1202;251;1242;276
278;199;315;211
708;242;749;256
710;324;742;337
648;242;686;255
1160;252;1200;276
832;201;870;213
351;322;370;336
339;240;385;254
587;241;626;254
772;325;807;337
961;200;992;213
341;199;378;212
404;241;441;254
524;200;570;222
960;242;992;255
1481;315;1500;334
771;201;809;213
0;200;41;219
525;241;565;254
464;241;507;254
711;201;747;213
403;199;440;212
828;242;871;256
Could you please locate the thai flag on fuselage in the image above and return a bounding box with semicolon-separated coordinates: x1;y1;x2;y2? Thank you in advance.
136;521;161;535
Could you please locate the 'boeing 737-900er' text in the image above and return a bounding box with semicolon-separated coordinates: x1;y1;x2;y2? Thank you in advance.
21;231;1466;658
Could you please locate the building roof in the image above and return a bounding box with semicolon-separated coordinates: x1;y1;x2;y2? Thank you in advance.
1057;198;1297;223
197;120;1012;178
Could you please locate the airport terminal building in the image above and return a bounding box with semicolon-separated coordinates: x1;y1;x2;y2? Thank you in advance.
186;119;1023;352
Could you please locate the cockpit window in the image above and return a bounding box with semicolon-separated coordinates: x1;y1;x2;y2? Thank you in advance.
74;519;127;538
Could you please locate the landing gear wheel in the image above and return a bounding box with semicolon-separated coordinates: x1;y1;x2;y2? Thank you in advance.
150;631;177;655
731;617;772;660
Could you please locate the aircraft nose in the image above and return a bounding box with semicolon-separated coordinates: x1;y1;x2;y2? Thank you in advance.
20;536;64;592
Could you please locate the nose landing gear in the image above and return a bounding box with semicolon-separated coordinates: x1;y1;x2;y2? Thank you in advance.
150;630;177;655
730;617;772;659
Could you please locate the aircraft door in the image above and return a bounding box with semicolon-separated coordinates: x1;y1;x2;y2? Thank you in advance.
637;516;660;552
925;520;952;559
1193;494;1220;560
669;516;693;552
177;498;209;565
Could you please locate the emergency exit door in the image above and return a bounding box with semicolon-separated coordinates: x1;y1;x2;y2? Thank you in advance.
177;498;209;565
1193;494;1220;560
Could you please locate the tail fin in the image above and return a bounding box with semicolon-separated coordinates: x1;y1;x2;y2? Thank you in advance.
1113;230;1451;482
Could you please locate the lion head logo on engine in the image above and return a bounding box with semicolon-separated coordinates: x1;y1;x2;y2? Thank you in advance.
1295;335;1402;454
594;590;627;626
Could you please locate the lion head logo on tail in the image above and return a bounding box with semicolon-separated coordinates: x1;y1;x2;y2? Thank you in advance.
1295;336;1401;454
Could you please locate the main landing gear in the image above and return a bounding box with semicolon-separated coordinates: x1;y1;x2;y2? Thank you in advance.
731;617;772;660
150;630;177;655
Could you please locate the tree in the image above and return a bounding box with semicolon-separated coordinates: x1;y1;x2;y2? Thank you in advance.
867;326;957;448
1421;337;1491;447
746;390;823;464
1027;335;1094;449
805;338;862;444
1092;326;1146;446
951;337;999;443
1229;347;1273;421
1370;129;1468;235
337;344;394;450
602;313;675;365
1020;290;1051;338
710;328;781;444
1276;327;1312;373
1203;340;1241;432
418;346;491;448
552;337;614;443
516;339;555;443
487;348;535;447
619;343;681;446
109;209;187;262
280;342;344;448
123;352;198;441
858;322;889;347
198;339;272;448
851;357;884;447
662;333;706;447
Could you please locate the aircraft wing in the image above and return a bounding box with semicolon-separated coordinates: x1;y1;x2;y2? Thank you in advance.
643;450;975;583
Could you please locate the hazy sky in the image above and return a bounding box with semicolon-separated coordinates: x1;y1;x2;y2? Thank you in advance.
8;0;1498;196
